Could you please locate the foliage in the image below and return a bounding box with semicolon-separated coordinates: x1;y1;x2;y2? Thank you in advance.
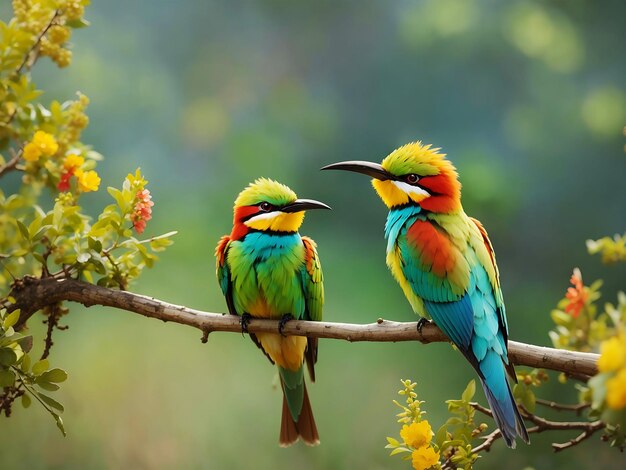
0;1;175;434
587;234;626;265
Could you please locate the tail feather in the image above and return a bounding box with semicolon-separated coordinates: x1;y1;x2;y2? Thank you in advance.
478;351;529;448
279;380;319;447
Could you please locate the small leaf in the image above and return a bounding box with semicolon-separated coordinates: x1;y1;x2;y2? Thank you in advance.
21;393;31;408
462;379;476;402
389;447;410;456
16;220;29;240
39;368;68;383
36;381;60;391
0;348;17;366
0;368;16;387
21;353;31;372
87;237;102;252
32;358;49;376
37;392;64;412
386;436;400;446
55;414;67;436
3;309;20;329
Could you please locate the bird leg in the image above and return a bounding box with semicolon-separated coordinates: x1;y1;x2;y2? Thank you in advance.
240;313;252;335
416;317;431;334
278;314;293;337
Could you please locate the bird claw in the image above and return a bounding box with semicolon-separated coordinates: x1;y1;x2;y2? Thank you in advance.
240;313;252;335
278;314;293;337
416;317;431;334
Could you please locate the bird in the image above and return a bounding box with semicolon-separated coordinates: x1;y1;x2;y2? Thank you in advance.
322;141;529;448
215;178;330;447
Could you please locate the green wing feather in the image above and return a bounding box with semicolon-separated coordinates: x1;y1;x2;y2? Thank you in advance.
300;236;323;381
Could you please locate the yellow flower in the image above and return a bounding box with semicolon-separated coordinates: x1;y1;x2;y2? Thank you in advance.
411;445;440;470
31;131;58;156
400;421;433;449
75;169;100;192
606;369;626;410
63;154;85;170
22;142;42;162
598;335;626;373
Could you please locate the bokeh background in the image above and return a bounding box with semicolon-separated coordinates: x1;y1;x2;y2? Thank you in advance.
1;0;625;468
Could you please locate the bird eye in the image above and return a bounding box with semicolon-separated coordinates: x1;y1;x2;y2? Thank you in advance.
259;202;273;212
405;174;419;184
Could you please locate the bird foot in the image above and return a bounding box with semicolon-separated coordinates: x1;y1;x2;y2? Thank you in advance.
416;317;431;334
278;314;293;337
240;313;252;335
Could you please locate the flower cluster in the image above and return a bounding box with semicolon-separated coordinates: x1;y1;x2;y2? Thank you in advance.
131;189;154;234
123;169;154;234
386;380;440;470
549;268;605;352
23;131;59;162
587;234;626;264
57;154;100;192
598;334;626;410
565;268;588;318
11;0;89;69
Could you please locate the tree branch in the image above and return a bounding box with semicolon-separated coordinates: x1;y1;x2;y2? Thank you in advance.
0;149;22;178
468;403;605;454
6;276;599;377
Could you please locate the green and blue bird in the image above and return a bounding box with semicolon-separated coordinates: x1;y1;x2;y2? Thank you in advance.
323;142;529;448
215;178;330;446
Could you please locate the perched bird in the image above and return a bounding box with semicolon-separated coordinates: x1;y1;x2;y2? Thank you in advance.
322;142;529;448
215;178;330;447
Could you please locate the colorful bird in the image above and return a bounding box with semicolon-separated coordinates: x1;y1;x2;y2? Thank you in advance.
322;142;529;448
215;178;330;447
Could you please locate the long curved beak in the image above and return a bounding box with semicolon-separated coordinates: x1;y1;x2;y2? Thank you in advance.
282;198;332;213
321;160;393;181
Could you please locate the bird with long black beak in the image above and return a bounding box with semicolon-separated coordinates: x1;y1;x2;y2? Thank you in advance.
215;178;330;446
322;141;529;448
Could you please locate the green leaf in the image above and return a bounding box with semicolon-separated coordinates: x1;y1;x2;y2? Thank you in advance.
66;18;90;28
386;436;400;446
32;358;49;376
461;379;476;402
87;237;102;252
21;393;31;408
37;392;64;412
28;216;42;238
434;424;449;447
389;447;410;456
39;368;68;383
3;309;20;329
55;414;66;436
21;353;31;372
0;368;16;387
31;224;52;242
107;187;128;212
36;381;60;391
0;348;17;366
16;220;29;240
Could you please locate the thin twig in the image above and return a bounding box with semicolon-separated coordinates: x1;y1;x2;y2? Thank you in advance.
552;422;605;452
12;10;60;78
470;428;502;454
535;398;590;415
0;149;22;178
470;402;493;418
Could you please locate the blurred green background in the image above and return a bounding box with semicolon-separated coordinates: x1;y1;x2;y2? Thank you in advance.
1;0;625;468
